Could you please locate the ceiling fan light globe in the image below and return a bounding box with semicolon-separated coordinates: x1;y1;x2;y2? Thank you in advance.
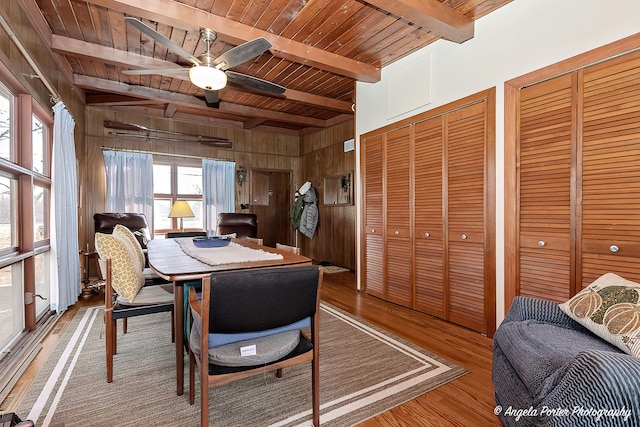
189;66;227;90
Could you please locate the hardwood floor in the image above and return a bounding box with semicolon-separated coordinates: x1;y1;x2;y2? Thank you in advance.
2;271;501;426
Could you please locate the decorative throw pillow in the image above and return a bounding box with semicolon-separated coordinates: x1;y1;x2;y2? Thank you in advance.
95;232;145;303
113;224;145;270
559;272;640;356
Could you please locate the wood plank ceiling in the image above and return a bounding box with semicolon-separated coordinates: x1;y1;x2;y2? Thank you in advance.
22;0;511;134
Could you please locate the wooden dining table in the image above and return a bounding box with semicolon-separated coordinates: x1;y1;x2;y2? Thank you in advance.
146;238;312;396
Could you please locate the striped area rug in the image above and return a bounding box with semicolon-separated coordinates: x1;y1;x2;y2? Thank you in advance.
17;303;466;426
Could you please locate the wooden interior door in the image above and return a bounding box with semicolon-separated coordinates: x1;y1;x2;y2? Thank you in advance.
362;134;384;299
517;73;575;302
250;170;291;248
413;116;445;318
446;102;487;333
385;126;412;308
579;51;640;287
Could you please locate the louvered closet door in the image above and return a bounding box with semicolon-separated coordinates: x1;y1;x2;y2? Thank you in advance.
446;102;487;333
362;134;384;298
385;126;412;307
580;51;640;287
518;74;575;302
413;117;445;318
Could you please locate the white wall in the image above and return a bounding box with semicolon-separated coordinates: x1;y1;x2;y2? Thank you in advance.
355;0;640;324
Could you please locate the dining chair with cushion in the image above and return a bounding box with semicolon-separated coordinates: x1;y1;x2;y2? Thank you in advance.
216;213;258;238
244;236;263;245
276;242;300;255
187;265;322;427
95;228;174;383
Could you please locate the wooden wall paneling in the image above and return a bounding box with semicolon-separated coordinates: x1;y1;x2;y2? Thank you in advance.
385;126;413;308
446;102;487;334
579;50;640;288
413;116;446;318
517;74;575;303
362;133;384;298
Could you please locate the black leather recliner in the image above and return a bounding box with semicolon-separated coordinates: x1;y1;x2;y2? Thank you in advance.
216;213;258;238
93;212;151;249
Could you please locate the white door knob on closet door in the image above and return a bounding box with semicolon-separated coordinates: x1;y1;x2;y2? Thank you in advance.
610;245;619;253
538;241;546;247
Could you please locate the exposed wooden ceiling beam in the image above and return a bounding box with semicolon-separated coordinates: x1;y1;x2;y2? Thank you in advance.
365;0;474;43
243;118;266;130
84;0;381;83
51;35;353;114
74;74;330;128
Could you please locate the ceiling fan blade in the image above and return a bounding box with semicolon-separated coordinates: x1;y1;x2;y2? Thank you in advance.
125;17;201;66
226;71;286;95
213;38;272;70
122;68;190;81
204;90;220;107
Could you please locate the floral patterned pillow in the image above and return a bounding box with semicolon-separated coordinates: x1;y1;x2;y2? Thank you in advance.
559;273;640;356
95;232;145;303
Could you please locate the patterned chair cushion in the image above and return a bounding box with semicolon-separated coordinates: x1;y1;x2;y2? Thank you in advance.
113;224;145;270
559;272;640;357
95;232;145;303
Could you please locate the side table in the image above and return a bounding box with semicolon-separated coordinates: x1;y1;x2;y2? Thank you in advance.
80;247;102;299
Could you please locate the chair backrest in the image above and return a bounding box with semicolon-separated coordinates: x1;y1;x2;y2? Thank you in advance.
166;231;207;239
94;213;151;248
205;266;320;334
276;243;300;255
217;213;257;238
245;236;263;245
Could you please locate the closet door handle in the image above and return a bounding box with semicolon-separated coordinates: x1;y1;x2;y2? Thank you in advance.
424;232;430;237
610;245;619;253
394;230;399;235
538;241;546;247
461;234;467;240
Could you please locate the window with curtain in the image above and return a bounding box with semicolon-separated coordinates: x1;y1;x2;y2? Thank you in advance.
202;159;235;234
103;150;153;226
153;160;203;235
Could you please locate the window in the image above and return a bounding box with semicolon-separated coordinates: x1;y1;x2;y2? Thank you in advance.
153;161;203;234
0;86;12;161
0;78;52;358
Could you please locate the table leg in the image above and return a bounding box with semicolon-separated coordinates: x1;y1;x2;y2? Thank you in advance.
174;280;184;396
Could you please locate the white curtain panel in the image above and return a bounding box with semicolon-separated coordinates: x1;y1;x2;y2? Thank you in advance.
202;159;235;234
103;150;154;230
51;102;80;312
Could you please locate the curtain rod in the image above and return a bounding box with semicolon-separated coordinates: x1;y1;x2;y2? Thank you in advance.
0;14;60;104
100;146;232;162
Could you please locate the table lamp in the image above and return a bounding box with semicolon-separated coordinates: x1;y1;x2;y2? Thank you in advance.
168;200;195;232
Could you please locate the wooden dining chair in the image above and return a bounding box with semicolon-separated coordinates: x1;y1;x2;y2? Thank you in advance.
276;242;300;255
188;266;322;427
245;236;263;245
96;227;175;383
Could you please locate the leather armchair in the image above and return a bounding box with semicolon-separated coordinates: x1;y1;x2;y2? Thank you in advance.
93;213;151;248
216;213;257;238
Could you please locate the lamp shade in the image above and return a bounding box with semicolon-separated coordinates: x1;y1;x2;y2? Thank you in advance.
168;200;195;219
189;66;227;91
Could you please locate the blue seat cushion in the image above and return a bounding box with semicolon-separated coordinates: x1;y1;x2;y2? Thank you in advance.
190;313;310;348
494;320;620;397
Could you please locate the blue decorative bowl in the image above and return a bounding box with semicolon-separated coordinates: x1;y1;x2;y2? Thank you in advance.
192;236;231;248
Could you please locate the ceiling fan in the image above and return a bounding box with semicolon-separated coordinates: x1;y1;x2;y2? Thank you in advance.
104;120;232;148
122;17;286;105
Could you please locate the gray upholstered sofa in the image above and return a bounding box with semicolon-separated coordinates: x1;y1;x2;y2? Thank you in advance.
493;296;640;426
